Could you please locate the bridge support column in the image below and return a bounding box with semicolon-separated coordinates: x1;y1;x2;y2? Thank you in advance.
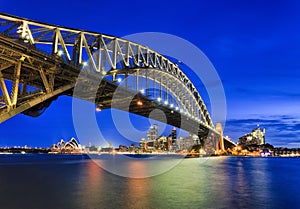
216;122;225;151
215;135;220;153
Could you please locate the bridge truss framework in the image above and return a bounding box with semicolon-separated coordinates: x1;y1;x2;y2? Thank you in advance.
0;13;236;152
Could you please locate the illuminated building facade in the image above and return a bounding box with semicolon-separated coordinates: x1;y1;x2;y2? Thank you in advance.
147;124;158;142
170;127;177;140
51;137;83;153
238;126;265;146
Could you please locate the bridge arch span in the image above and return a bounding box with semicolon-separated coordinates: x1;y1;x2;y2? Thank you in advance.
0;12;214;131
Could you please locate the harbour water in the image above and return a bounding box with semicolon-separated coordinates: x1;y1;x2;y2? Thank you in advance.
0;154;299;209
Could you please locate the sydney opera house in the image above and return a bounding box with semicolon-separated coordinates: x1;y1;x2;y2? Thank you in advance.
50;138;84;153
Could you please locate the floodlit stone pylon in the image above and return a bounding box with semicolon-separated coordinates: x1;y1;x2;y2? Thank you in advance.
216;122;225;151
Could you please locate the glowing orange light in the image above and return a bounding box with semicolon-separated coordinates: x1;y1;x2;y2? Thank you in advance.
96;106;102;112
137;100;143;106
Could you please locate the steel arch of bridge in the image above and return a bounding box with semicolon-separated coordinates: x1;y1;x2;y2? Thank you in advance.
0;12;214;130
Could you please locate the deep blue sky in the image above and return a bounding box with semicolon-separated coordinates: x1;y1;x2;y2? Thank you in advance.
1;0;300;147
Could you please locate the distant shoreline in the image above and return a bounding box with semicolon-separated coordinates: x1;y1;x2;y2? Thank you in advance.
0;151;299;158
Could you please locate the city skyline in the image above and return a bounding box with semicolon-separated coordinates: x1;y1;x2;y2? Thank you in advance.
1;0;300;147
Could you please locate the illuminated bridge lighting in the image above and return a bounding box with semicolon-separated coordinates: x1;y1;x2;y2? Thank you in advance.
137;100;143;106
0;13;238;151
57;50;63;56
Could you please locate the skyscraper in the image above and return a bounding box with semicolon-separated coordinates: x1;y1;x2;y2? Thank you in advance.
170;127;177;140
147;124;158;142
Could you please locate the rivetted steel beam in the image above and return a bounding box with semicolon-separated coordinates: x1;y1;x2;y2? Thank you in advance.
39;68;51;93
0;63;13;72
0;70;12;109
11;61;21;107
0;83;75;123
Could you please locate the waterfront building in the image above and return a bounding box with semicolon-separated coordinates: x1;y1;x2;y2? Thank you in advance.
238;126;265;146
139;138;147;152
252;126;265;145
152;136;167;150
176;136;195;151
169;127;177;148
128;144;136;153
119;145;129;152
147;124;158;142
51;137;83;153
56;139;65;149
170;127;177;140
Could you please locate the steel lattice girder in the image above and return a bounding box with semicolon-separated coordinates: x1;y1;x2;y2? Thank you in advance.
0;12;215;130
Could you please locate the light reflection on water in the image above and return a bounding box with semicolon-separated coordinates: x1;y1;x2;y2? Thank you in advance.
0;155;299;209
89;154;184;178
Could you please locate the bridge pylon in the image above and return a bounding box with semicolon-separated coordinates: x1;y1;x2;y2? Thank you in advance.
216;122;225;152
